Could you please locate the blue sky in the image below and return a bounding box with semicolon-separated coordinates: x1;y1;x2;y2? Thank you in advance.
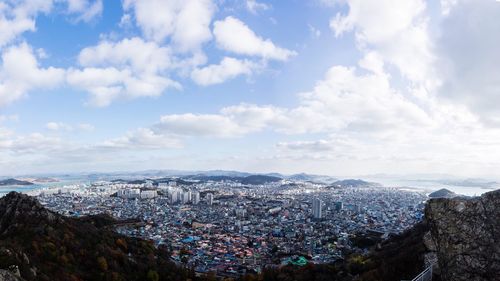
1;0;500;178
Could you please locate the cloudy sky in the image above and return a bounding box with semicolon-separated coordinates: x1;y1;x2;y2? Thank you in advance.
1;0;500;177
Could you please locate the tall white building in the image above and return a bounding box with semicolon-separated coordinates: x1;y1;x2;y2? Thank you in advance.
168;189;180;204
206;193;214;205
312;198;322;219
181;191;190;204
117;188;140;199
140;190;157;199
192;192;200;204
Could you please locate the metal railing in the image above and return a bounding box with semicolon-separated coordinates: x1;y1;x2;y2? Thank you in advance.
401;264;433;281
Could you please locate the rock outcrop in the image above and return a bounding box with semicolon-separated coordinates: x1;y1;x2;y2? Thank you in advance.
425;189;500;281
0;192;195;281
0;269;24;281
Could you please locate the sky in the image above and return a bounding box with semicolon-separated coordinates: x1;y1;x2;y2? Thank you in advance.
1;0;500;178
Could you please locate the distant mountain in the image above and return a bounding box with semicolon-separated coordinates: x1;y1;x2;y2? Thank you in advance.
428;188;457;198
240;175;282;185
185;175;241;182
286;173;337;183
0;178;34;186
184;174;282;185
31;177;59;183
331;179;379;187
0;192;195;281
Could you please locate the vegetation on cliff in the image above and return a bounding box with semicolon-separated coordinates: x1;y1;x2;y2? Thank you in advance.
0;192;196;281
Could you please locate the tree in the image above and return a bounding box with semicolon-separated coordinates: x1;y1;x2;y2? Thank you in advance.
97;256;108;271
147;270;159;281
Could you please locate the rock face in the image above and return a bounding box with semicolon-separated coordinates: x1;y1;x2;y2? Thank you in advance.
425;189;500;281
0;192;60;237
0;192;194;281
0;269;24;281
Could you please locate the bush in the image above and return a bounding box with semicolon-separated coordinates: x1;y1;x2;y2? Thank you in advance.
146;269;159;281
97;256;108;271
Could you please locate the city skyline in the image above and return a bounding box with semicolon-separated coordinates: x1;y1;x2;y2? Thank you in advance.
1;0;500;178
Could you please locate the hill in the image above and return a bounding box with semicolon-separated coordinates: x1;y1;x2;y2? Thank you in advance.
286;173;337;183
0;179;33;186
428;188;457;198
240;175;282;185
331;179;378;187
0;192;196;281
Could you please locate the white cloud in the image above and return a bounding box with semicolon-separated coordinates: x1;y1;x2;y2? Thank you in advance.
329;0;434;84
102;128;182;149
0;43;65;106
308;24;321;38
119;13;132;28
68;37;180;106
65;0;102;22
153;104;282;137
45;122;95;132
358;51;384;75
435;0;500;125
277;139;335;152
123;0;215;52
191;57;257;86
278;65;433;134
0;0;104;49
153;64;433;138
0;0;54;48
77;37;173;73
246;0;270;15
440;0;458;15
0;132;63;153
213;16;296;61
0;114;18;123
78;123;94;131
46;122;71;131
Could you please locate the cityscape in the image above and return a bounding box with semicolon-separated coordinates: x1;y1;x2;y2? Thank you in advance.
32;176;426;277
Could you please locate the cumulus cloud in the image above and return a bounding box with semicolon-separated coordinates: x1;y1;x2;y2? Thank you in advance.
123;0;215;52
330;0;434;84
152;63;433;138
213;16;296;61
435;0;500;125
67;37;180;106
153;104;282;137
0;43;65;106
0;0;54;48
0;0;102;48
191;57;257;86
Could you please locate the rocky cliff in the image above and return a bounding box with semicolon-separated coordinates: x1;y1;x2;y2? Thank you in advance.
425;189;500;281
0;192;196;281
